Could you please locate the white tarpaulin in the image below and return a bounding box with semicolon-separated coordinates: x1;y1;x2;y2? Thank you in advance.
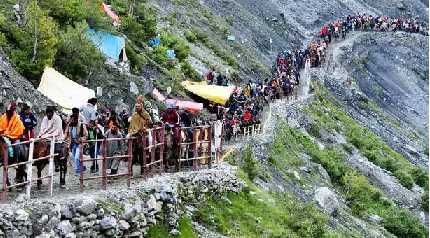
37;67;95;113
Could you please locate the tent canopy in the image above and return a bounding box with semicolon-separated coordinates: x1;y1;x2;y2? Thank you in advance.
181;81;235;105
102;3;120;24
152;88;203;113
86;29;125;61
37;67;95;113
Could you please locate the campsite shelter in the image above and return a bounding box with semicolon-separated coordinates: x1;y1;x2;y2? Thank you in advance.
181;81;236;105
152;88;203;113
86;29;127;62
102;2;120;26
37;67;95;114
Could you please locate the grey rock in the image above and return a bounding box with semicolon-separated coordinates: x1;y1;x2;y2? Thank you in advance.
87;214;97;220
368;214;383;223
100;216;117;230
122;203;137;221
15;193;26;203
128;231;143;237
56;220;74;236
65;233;76;238
118;220;130;230
104;228;115;237
35;231;55;238
61;205;74;220
15;209;29;222
169;229;180;236
146;195;158;212
76;199;97;216
314;187;339;215
299;166;311;173
40;215;49;224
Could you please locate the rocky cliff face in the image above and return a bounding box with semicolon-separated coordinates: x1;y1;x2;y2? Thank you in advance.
0;52;52;114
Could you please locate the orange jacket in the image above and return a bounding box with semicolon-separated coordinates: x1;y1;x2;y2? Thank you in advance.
0;112;25;140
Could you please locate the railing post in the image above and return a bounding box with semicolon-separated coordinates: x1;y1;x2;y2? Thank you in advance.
102;139;107;190
2;144;8;201
141;132;147;177
177;128;182;172
159;127;165;174
26;139;35;199
79;143;84;193
150;129;156;175
127;138;132;187
48;137;55;196
208;126;212;169
192;128;198;171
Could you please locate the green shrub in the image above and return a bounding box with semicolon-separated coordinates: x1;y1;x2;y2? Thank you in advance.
160;32;190;61
241;147;259;181
2;1;59;82
151;45;169;67
307;84;428;190
195;190;337;238
126;44;148;74
272;121;428;237
381;209;428;238
191;28;209;43
422;190;429;211
180;62;201;81
54;21;104;81
184;30;197;43
393;170;414;189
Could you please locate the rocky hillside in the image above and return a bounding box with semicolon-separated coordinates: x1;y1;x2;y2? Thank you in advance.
0;0;428;237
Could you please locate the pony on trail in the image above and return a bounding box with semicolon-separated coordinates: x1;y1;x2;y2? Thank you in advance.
0;137;67;191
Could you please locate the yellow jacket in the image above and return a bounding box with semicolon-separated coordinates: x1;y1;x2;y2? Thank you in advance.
0;112;25;140
128;111;152;135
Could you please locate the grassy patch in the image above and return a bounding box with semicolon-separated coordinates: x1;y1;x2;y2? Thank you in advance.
306;84;428;189
273;117;428;237
147;217;198;238
194;190;341;238
191;27;238;68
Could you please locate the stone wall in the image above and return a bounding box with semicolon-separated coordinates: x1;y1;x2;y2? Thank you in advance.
0;164;243;238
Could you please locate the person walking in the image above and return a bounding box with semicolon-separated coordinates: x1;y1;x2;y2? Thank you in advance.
104;123;124;175
38;106;67;187
64;108;87;175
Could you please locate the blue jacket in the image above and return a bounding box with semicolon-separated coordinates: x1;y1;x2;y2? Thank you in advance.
19;112;37;131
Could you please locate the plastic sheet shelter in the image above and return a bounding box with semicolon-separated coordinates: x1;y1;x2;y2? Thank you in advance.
102;3;120;25
152;88;203;113
86;29;126;62
37;67;95;113
181;81;236;105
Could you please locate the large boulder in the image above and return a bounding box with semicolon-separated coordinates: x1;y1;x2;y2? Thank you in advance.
314;187;340;215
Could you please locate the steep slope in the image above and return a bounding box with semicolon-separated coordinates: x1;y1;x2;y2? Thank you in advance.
0;51;52;114
320;32;428;168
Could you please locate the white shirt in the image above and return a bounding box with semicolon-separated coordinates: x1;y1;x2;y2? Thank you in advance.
80;103;97;124
38;113;64;141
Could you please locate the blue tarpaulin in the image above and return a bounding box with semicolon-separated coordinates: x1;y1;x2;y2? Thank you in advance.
166;49;176;59
149;37;161;47
86;29;125;61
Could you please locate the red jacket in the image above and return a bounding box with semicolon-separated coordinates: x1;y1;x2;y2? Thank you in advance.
161;109;179;125
320;26;329;36
242;111;252;122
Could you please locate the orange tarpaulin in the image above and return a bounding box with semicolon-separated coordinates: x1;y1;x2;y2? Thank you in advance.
102;3;120;25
